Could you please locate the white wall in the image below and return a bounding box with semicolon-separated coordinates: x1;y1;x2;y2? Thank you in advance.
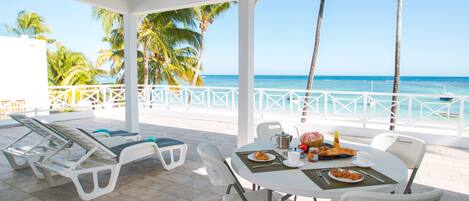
0;36;49;113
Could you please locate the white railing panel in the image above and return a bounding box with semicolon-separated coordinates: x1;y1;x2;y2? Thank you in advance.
43;85;469;135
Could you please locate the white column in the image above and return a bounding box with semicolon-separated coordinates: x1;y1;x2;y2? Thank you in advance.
123;14;139;132
238;0;256;147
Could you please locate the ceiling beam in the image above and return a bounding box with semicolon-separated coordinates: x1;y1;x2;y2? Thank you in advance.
77;0;130;14
130;0;233;15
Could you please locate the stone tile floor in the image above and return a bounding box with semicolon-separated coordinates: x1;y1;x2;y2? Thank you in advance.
0;112;468;201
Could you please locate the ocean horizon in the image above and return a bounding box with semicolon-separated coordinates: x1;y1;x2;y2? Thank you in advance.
97;75;469;95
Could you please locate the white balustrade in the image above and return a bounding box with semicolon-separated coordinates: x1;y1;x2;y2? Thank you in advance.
45;85;469;135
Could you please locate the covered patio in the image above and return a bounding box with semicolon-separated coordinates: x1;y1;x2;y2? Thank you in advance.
1;0;469;200
0;111;469;201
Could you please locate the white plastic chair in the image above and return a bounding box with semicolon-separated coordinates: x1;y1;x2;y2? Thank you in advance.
197;143;275;201
340;189;443;201
371;133;426;194
256;121;300;143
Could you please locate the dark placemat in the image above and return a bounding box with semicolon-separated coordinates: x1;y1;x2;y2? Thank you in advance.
235;150;297;173
302;166;397;190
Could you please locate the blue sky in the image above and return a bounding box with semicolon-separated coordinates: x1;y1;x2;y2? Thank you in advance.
1;0;468;76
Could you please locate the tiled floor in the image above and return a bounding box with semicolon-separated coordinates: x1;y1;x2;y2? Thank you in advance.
0;111;468;201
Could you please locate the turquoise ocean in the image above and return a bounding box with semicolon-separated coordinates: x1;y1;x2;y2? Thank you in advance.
201;75;469;95
98;75;469;95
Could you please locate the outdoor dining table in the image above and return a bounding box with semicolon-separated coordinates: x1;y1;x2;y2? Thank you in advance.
230;140;408;200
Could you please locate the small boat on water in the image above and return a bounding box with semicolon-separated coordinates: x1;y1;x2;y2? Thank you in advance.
439;92;454;101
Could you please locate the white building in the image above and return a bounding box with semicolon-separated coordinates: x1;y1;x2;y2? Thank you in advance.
0;36;49;119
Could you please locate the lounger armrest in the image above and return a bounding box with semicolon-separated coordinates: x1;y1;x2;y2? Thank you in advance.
119;142;157;165
100;137;129;148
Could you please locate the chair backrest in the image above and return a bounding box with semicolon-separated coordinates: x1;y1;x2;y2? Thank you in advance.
49;124;117;162
9;113;67;145
279;122;300;139
371;133;426;169
256;121;300;143
196;143;236;187
340;189;443;201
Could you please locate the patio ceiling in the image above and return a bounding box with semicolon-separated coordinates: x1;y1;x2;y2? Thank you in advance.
78;0;233;14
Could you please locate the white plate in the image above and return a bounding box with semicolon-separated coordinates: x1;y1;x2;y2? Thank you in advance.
247;153;276;162
328;169;365;183
352;159;375;168
283;160;304;168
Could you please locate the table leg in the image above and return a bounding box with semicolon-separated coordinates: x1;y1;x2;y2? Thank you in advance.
267;189;273;201
280;194;292;201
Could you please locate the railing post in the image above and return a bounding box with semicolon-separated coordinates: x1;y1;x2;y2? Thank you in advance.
101;86;107;109
289;91;293;114
184;86;189;110
362;93;367;128
459;98;465;136
165;86;170;110
324;92;328;117
70;86;76;109
407;95;413;125
259;90;264;119
143;86;148;109
231;89;236;110
207;88;211;108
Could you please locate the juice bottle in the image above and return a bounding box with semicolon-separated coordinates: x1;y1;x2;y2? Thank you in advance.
333;130;340;148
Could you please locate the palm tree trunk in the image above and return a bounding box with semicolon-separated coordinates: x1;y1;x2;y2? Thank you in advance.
389;0;403;131
192;31;205;86
188;30;205;105
143;43;149;85
301;0;325;123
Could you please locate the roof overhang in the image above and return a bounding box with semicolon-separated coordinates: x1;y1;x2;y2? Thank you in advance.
78;0;233;15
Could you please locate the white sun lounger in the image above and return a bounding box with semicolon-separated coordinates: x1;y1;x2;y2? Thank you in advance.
2;113;71;179
36;124;187;200
2;113;142;179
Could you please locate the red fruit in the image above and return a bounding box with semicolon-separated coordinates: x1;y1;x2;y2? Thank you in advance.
298;143;308;152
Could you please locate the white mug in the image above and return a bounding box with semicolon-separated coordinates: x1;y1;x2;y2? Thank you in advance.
357;151;371;164
287;151;300;164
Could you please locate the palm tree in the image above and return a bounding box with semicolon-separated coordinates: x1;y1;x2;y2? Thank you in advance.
48;43;106;86
191;3;231;86
141;9;200;85
389;0;403;130
93;8;201;85
95;27;126;83
301;0;326;123
4;10;54;43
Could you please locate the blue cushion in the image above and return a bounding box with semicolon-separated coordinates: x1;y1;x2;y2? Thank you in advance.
109;138;185;158
93;129;138;137
93;129;110;134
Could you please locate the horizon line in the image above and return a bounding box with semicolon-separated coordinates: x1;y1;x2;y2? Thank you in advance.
201;74;469;78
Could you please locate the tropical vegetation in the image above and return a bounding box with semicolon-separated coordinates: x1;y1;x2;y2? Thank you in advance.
93;3;230;86
94;8;202;86
48;43;106;86
4;10;55;43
